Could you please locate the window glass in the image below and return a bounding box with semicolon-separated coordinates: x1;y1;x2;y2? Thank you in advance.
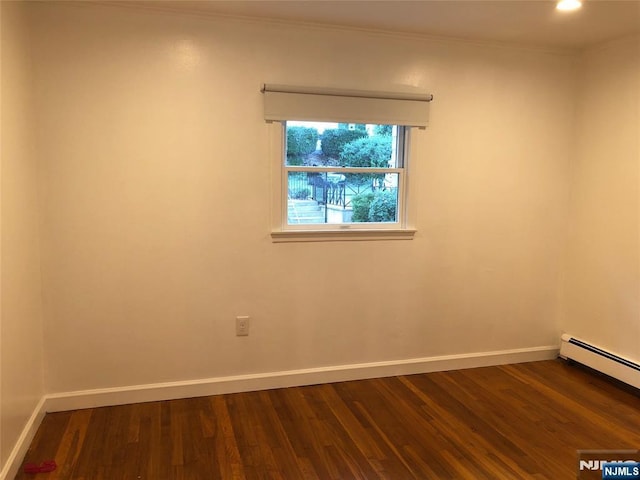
284;121;405;227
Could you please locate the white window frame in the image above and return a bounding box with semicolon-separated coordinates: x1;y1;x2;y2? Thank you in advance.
269;121;420;243
263;84;431;243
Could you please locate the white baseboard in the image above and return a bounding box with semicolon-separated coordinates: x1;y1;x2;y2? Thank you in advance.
45;345;558;413
0;396;47;480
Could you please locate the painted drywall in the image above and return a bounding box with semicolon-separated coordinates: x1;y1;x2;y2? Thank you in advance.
560;35;640;360
0;0;45;468
28;3;574;394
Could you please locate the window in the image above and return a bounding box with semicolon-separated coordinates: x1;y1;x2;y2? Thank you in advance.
284;121;406;228
263;85;432;242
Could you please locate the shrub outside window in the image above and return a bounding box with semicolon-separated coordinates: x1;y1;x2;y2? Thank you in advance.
283;121;408;230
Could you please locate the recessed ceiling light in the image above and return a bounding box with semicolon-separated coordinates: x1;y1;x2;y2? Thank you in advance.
556;0;582;11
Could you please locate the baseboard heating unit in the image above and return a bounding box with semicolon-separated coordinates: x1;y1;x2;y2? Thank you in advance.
559;334;640;389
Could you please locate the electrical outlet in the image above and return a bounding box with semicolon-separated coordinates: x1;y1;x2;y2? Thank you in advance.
236;316;250;336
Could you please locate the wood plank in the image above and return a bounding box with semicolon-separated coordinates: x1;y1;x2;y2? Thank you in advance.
14;360;640;480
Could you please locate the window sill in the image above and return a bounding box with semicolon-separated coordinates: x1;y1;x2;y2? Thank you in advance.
271;229;416;243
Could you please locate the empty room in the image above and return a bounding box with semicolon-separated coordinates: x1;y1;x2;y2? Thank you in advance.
1;0;639;479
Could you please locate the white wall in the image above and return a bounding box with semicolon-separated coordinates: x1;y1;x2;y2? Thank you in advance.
560;35;640;359
0;0;45;468
27;3;575;394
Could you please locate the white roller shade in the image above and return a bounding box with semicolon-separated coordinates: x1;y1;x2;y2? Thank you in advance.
262;84;432;127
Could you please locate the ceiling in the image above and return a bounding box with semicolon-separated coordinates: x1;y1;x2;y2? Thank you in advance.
122;0;640;50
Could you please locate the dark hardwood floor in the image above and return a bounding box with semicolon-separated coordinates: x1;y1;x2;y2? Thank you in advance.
16;359;640;479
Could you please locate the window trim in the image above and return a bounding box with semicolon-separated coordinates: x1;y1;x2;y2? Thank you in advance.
269;122;419;243
271;228;417;243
